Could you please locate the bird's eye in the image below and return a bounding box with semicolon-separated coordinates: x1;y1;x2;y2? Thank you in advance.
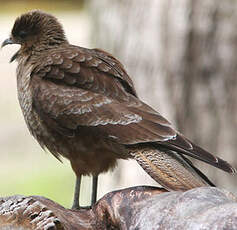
18;30;28;39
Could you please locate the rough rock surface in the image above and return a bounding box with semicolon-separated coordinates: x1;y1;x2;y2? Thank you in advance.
0;186;236;229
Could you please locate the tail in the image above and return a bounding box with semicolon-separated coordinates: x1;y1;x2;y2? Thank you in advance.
162;134;236;174
130;146;214;191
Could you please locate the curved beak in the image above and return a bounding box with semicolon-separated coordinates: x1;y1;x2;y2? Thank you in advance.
2;37;20;63
1;38;15;48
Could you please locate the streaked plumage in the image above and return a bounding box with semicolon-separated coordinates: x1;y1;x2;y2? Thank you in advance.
2;10;235;207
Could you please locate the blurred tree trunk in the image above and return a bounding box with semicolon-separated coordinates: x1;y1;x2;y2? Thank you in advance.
87;0;237;195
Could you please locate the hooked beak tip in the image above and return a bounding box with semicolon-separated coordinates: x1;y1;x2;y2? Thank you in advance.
1;38;14;48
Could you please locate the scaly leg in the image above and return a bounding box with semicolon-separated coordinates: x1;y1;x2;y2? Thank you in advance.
91;175;98;205
71;175;81;209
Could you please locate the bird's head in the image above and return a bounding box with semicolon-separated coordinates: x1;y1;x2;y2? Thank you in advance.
2;10;67;60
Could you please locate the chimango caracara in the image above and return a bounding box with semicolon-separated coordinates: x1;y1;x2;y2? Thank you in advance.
2;10;236;209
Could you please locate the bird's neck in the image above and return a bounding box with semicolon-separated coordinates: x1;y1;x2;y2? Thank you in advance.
34;35;69;51
19;39;69;60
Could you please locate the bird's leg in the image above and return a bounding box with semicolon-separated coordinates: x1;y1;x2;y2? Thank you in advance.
71;175;81;209
91;175;98;205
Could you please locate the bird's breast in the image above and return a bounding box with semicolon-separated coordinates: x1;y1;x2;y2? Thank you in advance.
17;59;32;115
16;57;45;139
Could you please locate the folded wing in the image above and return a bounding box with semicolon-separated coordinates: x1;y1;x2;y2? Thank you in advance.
31;45;236;174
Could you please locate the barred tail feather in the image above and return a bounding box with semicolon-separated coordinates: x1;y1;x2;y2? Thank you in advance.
130;147;213;191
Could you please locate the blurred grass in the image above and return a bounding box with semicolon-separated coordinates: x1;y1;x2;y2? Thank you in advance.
0;157;73;207
0;153;92;208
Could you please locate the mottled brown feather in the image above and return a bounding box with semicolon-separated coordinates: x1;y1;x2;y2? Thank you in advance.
31;46;236;174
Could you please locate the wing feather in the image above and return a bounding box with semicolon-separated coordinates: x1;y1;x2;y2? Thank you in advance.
30;45;236;174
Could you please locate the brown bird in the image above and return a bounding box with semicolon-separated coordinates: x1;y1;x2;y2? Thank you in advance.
2;10;236;209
